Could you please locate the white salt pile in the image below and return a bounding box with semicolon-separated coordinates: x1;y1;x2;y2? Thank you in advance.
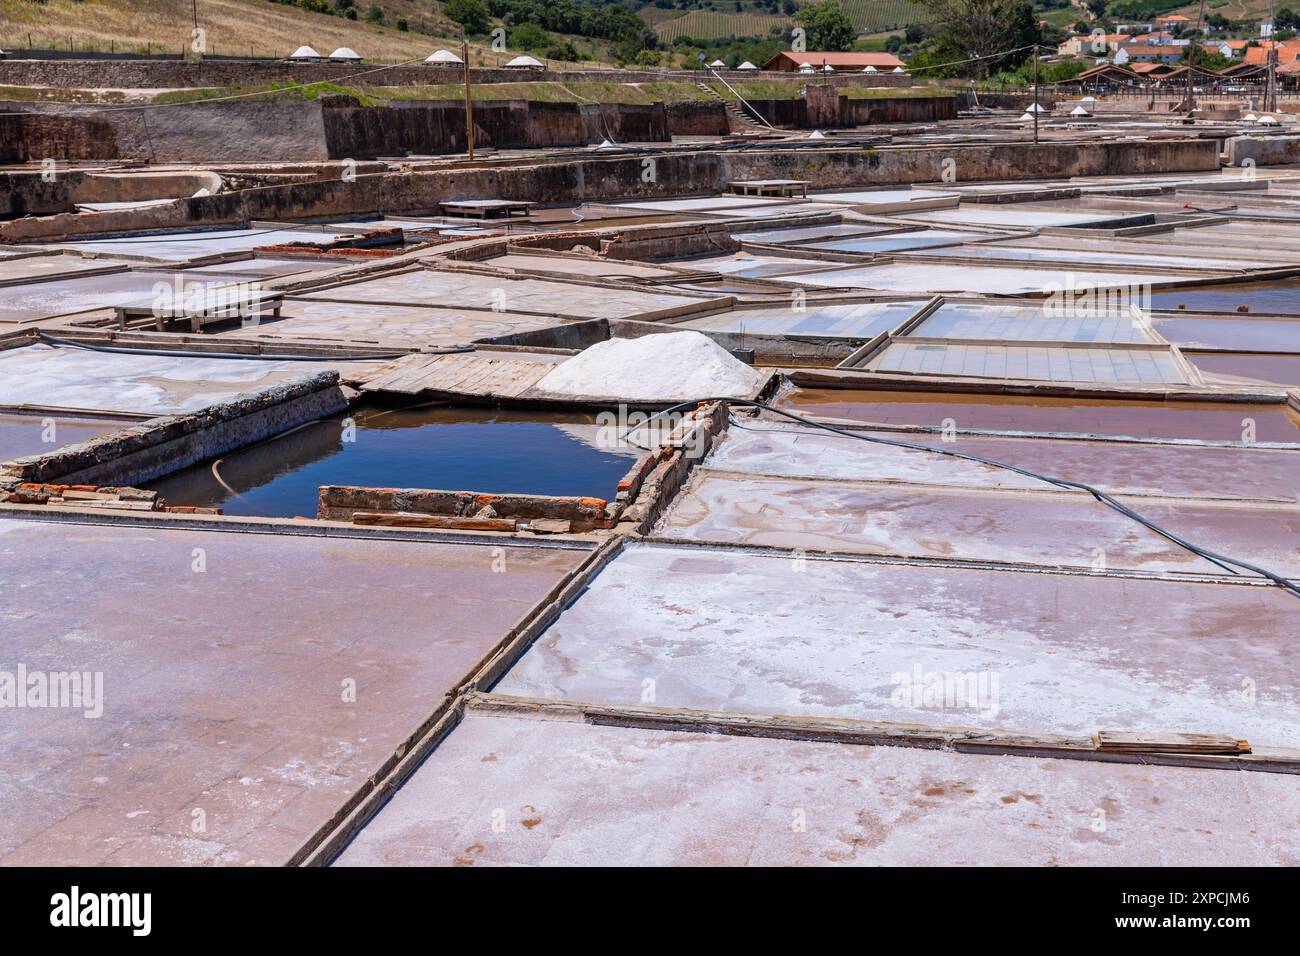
534;331;765;401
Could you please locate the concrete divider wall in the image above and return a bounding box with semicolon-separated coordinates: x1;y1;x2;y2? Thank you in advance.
1224;134;1300;166
0;169;85;217
0;371;349;487
323;100;526;157
0;112;120;163
954;92;1053;110
317;484;610;530
579;102;666;144
73;170;225;202
748;93;958;128
840;95;959;125
0;139;1221;242
324;97;676;157
664;101;729;136
1;96;675;163
0;99;332;163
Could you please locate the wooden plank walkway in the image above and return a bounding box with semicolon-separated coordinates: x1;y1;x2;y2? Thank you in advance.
358;352;555;398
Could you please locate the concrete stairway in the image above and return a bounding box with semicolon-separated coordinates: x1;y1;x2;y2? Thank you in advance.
695;82;768;134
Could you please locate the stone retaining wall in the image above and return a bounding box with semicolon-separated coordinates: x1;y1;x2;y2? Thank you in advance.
0;371;349;487
0;138;1222;243
0;57;912;90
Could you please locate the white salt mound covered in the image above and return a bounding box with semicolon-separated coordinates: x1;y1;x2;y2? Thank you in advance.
534;331;765;401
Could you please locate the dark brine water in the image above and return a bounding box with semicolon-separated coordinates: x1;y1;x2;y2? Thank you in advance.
150;404;639;518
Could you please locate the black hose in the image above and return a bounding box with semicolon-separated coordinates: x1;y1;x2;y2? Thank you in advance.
632;398;1300;600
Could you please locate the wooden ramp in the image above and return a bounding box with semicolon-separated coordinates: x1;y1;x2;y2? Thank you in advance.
358;351;556;398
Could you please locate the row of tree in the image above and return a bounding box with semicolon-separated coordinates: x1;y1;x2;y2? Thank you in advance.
439;0;1064;77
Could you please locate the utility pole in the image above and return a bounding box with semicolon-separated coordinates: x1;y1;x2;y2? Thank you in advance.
1267;44;1277;113
1032;46;1039;144
1267;0;1278;112
462;36;475;161
1187;0;1208;115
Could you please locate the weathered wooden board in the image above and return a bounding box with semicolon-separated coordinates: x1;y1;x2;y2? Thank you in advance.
358;352;554;398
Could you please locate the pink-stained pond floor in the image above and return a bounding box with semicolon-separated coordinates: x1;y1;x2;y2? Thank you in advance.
334;712;1300;866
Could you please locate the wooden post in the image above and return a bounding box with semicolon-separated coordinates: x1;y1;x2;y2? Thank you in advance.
1032;47;1039;145
462;36;474;160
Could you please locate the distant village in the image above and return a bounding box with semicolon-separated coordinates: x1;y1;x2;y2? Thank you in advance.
1054;12;1300;93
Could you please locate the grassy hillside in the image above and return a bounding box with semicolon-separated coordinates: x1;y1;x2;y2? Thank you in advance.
0;0;608;65
652;10;788;42
645;0;925;42
1172;0;1268;17
839;0;925;32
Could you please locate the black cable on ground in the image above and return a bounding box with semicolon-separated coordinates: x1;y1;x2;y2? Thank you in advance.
629;398;1300;600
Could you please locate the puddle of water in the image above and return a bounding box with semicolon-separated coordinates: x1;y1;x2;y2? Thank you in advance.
1190;352;1300;386
0;412;130;461
149;404;640;518
1151;282;1300;315
1154;316;1300;351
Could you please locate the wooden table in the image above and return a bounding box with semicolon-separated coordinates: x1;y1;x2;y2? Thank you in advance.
438;199;536;219
115;288;283;333
725;179;810;199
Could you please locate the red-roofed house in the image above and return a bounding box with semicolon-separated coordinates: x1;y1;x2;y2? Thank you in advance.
1115;44;1184;64
1242;42;1300;66
1132;31;1181;45
1055;63;1141;92
764;51;906;72
1129;61;1180;77
1059;33;1130;56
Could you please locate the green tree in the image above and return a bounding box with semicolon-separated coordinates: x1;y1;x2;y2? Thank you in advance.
446;0;491;35
920;0;1040;78
1185;48;1230;71
510;22;550;51
547;39;581;60
795;0;856;51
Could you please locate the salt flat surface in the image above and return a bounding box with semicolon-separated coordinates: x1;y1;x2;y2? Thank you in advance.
0;518;585;865
709;420;1300;502
779;263;1173;295
496;543;1300;746
335;711;1300;866
301;269;710;318
225;300;560;346
54;228;333;262
658;471;1300;578
0;344;333;415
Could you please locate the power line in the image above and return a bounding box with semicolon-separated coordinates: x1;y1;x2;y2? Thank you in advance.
904;43;1041;74
626;399;1300;600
